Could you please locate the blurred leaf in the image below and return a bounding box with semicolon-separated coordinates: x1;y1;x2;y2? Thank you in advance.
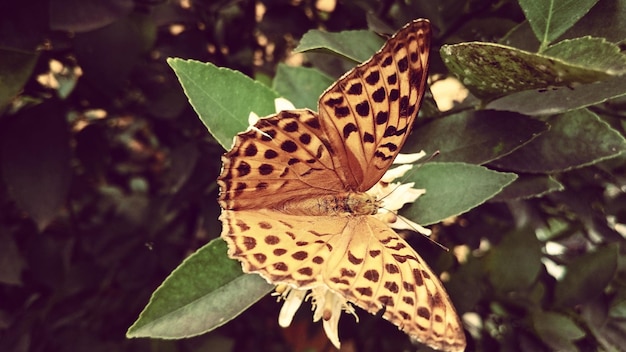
74;14;156;95
50;0;133;32
0;49;38;111
485;228;542;292
166;142;199;193
0;104;72;230
406;110;549;164
168;58;280;150
486;75;626;115
491;109;626;173
0;3;47;50
295;29;384;63
0;227;25;285
609;292;626;319
554;244;618;307
518;0;599;46
531;310;585;350
441;42;612;100
402;162;517;225
446;257;484;313
272;64;334;110
491;174;564;201
127;238;273;339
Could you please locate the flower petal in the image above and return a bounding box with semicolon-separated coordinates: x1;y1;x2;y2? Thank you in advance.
380;164;414;183
275;97;296;111
278;287;307;327
393;151;427;164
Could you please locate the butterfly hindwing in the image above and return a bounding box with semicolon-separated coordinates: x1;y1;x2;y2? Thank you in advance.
221;209;465;351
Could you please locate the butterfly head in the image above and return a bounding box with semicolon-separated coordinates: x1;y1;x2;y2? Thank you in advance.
346;192;380;215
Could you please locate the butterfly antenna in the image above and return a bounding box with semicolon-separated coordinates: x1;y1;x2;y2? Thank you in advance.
379;205;449;252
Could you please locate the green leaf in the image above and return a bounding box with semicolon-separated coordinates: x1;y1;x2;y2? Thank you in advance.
406;110;548;164
127;238;273;339
0;49;39;111
486;75;626;115
485;228;543;292
556;0;626;43
0;226;25;285
490;174;564;201
167;58;280;150
445;257;485;313
554;244;618;307
272;64;334;110
518;0;599;46
1;104;72;231
544;37;626;75
401;162;517;225
531;311;586;350
294;29;385;63
609;292;626;319
441;42;612;100
490;109;626;173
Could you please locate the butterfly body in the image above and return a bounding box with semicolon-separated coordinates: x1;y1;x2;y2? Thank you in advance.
278;192;378;216
219;19;467;352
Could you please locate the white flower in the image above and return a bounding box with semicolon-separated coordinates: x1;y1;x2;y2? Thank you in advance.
275;284;358;349
367;152;432;237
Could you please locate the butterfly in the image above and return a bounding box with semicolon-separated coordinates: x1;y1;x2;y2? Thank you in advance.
218;19;466;351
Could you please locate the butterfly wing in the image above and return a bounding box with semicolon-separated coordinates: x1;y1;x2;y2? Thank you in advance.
221;209;465;352
318;19;431;191
219;109;348;211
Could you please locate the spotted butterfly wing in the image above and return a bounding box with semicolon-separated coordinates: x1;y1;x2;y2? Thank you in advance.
317;19;431;191
218;19;467;352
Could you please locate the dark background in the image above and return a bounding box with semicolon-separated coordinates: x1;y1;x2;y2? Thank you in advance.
1;1;626;351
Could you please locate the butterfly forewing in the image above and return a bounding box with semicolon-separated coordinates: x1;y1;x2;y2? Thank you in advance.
218;110;347;210
318;20;431;191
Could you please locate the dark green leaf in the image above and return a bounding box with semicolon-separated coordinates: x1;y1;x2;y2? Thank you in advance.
0;226;25;285
609;292;626;319
295;29;384;63
0;49;38;111
554;244;618;307
406;110;548;164
544;37;626;75
50;0;133;32
485;228;542;292
1;104;72;231
490;174;564;201
531;311;586;350
486;75;626;115
401;162;517;225
581;298;626;351
557;0;626;43
490;109;626;173
272;64;334;110
74;15;155;94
